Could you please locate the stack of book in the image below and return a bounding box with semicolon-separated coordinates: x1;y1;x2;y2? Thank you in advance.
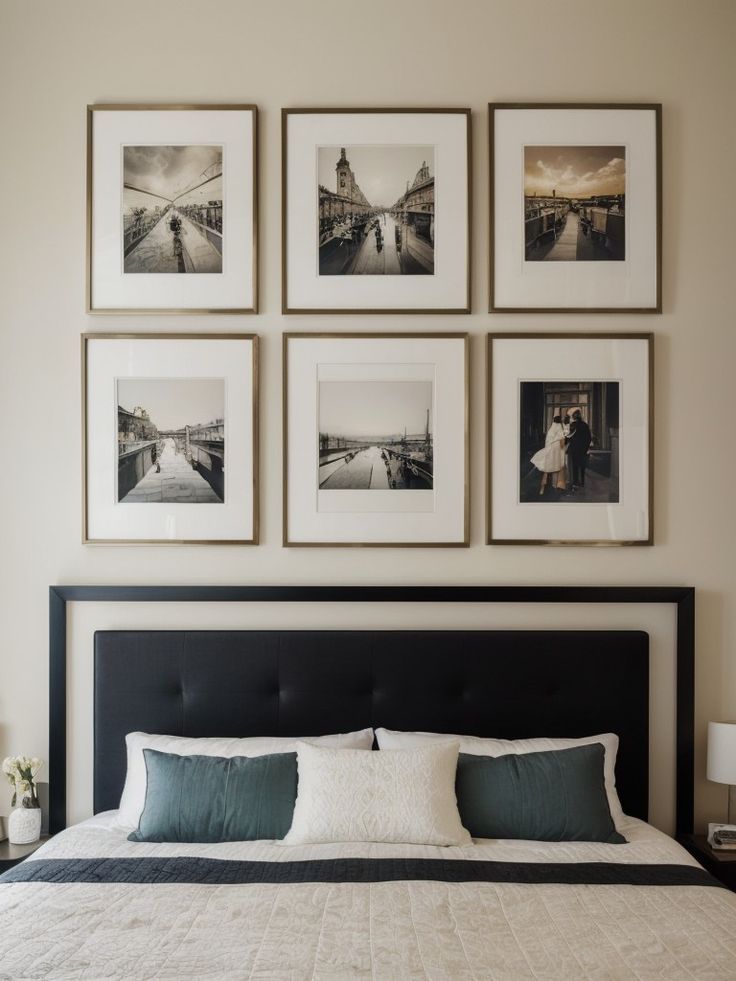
707;823;736;850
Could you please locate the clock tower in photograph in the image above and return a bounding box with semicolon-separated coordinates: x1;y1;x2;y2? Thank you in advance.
336;148;353;197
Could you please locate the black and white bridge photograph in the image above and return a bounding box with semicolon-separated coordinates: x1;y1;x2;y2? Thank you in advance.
318;380;433;490
116;378;225;503
317;145;435;276
123;145;224;274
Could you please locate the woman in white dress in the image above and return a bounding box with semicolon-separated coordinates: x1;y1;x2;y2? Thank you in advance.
530;413;567;495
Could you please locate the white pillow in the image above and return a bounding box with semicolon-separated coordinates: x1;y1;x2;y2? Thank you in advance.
283;741;471;846
115;728;374;831
375;728;625;830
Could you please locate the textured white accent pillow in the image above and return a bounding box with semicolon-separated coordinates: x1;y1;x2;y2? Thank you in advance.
375;728;625;830
115;728;374;831
283;741;471;846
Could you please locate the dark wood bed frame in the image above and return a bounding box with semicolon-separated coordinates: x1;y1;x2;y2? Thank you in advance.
48;585;695;837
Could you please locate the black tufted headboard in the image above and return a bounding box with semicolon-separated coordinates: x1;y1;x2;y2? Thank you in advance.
94;629;649;819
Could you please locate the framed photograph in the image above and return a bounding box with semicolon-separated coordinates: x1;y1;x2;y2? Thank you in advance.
284;333;468;545
87;104;257;313
83;333;258;544
489;103;661;312
282;109;471;313
487;333;653;545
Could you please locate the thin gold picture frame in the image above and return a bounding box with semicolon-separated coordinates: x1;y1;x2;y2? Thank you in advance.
488;103;662;314
82;332;259;545
281;108;472;314
283;332;470;546
486;332;654;546
86;104;259;315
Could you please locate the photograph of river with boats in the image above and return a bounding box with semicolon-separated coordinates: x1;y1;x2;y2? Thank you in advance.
318;380;433;490
317;145;435;276
524;146;625;262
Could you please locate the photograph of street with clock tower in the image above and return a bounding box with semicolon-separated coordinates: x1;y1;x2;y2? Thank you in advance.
317;145;435;275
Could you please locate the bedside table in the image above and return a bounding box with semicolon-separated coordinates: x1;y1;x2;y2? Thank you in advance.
0;835;51;873
678;834;736;891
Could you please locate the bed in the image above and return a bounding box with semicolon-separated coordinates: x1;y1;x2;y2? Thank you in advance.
2;621;735;979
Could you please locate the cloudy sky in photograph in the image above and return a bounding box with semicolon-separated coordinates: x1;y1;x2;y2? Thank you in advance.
123;145;222;205
318;145;434;208
319;380;433;439
524;146;626;198
117;377;224;431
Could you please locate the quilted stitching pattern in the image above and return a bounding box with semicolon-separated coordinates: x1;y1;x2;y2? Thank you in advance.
1;820;736;979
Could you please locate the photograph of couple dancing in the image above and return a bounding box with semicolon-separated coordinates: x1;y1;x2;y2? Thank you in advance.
519;381;620;504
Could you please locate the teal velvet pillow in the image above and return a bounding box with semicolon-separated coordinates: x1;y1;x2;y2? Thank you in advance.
128;749;298;843
456;743;626;843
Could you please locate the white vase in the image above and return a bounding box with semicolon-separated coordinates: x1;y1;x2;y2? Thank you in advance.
8;806;42;845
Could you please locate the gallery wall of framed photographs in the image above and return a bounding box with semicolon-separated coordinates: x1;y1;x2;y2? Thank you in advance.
8;0;735;838
83;102;660;549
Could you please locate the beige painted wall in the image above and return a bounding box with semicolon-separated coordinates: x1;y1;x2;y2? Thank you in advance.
0;0;733;831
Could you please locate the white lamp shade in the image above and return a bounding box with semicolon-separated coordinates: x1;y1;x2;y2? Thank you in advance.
707;722;736;784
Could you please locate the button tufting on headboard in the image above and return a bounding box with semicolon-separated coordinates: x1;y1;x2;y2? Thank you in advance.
93;628;649;820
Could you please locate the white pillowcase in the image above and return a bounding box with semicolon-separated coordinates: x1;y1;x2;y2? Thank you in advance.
283;741;471;846
115;728;374;831
375;728;625;830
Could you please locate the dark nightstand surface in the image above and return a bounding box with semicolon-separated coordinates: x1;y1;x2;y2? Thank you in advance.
0;835;51;871
678;834;736;891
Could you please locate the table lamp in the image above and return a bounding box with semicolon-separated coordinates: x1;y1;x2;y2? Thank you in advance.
707;721;736;824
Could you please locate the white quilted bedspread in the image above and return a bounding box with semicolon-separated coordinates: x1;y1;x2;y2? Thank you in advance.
1;814;735;980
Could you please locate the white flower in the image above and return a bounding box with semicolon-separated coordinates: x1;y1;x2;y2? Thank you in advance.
2;755;44;793
3;759;20;785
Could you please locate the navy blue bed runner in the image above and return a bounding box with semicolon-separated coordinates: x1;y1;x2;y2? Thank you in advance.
0;856;723;889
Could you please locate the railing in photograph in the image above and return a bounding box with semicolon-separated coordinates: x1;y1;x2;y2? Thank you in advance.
524;204;569;252
123;212;166;255
117;438;158;458
579;206;625;259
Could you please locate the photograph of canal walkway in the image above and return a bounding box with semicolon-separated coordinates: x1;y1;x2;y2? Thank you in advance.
318;380;433;491
524;146;626;262
317;145;435;276
123;145;224;274
117;378;225;504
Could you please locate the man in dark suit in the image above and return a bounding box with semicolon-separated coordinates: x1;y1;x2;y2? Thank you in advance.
566;409;592;490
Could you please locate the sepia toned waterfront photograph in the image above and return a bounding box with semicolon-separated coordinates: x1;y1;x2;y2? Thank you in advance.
519;380;620;503
524;146;625;262
123;145;224;274
117;378;225;503
318;379;433;490
317;145;435;276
